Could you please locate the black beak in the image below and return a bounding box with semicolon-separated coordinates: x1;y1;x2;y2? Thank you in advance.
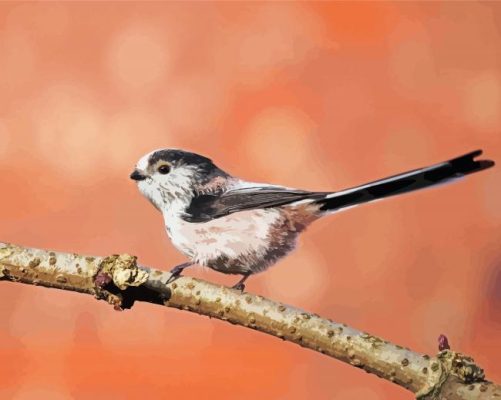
130;169;147;181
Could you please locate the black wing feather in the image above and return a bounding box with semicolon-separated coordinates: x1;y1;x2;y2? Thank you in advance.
183;187;327;222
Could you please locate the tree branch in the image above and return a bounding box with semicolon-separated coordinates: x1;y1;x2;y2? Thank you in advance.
0;242;499;399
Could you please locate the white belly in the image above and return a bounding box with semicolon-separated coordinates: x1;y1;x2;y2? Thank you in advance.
163;208;282;272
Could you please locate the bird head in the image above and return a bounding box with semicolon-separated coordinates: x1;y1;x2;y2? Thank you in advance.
130;149;227;211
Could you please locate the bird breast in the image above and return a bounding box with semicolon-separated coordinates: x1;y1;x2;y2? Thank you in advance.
164;208;282;267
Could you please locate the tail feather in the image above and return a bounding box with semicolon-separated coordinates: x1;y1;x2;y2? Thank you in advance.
316;150;494;213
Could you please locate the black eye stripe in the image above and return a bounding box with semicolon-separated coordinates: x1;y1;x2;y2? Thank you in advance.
158;165;171;174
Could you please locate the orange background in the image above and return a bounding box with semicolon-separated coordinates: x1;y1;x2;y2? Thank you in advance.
0;2;500;399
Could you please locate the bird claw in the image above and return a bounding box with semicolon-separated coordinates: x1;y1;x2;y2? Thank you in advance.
232;282;246;292
166;271;181;285
166;262;193;285
231;273;250;292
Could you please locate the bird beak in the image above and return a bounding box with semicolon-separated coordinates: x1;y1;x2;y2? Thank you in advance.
130;169;147;181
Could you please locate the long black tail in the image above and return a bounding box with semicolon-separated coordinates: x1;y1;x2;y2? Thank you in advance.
316;150;494;213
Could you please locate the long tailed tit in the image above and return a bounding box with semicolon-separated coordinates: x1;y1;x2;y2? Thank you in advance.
130;149;494;290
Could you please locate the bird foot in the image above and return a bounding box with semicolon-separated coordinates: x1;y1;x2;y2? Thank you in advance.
231;282;246;292
166;262;193;285
231;273;250;292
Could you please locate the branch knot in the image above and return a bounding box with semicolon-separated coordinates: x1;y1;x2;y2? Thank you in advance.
438;350;485;384
97;254;149;290
417;351;486;400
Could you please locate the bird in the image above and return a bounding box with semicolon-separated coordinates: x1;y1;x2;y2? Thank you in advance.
130;149;494;291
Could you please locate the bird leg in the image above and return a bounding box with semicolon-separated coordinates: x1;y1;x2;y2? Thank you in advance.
166;262;194;284
231;273;251;292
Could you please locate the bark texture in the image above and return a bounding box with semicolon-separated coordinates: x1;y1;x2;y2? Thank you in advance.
0;242;499;399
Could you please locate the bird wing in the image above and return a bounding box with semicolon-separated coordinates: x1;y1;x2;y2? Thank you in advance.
182;185;328;222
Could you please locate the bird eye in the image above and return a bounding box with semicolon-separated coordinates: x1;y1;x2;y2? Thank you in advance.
157;165;171;175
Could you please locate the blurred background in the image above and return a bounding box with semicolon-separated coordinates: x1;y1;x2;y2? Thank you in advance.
0;2;500;399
